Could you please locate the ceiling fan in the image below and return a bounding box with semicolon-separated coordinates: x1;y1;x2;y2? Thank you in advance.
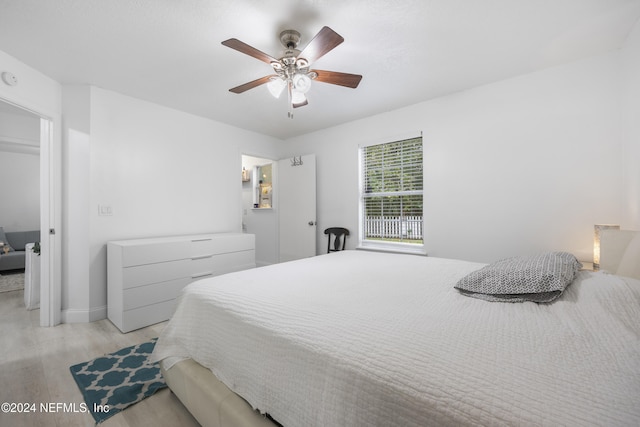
222;26;362;118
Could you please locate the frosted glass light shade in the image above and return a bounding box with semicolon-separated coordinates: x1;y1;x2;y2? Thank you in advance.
291;91;306;105
292;73;311;93
267;78;285;98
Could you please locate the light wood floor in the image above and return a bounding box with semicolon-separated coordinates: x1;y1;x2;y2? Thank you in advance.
0;289;200;427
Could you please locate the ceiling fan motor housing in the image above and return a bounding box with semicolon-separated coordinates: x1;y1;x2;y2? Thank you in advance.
271;30;312;82
279;29;301;49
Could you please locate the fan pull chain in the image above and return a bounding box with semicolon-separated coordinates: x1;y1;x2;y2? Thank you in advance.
287;82;294;119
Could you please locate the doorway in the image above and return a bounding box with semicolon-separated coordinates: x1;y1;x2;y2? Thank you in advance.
0;98;59;326
242;154;279;266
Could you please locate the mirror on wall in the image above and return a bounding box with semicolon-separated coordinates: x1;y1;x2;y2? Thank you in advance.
254;163;272;208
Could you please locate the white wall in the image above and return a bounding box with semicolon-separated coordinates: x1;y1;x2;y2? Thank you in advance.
0;150;40;231
61;85;91;321
0;109;40;144
622;18;640;230
282;51;628;263
62;86;282;321
0;109;40;232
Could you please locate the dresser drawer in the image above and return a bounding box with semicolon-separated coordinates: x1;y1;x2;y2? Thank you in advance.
121;299;177;333
190;234;255;257
189;256;215;279
123;277;191;310
122;259;190;289
211;250;256;275
122;240;190;267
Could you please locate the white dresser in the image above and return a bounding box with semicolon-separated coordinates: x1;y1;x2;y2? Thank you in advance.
107;233;255;333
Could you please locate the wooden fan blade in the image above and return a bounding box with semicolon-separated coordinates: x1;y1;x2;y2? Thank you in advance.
298;26;344;65
312;70;362;88
229;75;276;94
222;38;278;64
293;99;309;108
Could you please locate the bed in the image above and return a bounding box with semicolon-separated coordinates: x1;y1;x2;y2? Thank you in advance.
152;230;640;427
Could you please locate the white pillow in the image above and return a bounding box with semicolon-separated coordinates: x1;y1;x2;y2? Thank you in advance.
616;233;640;280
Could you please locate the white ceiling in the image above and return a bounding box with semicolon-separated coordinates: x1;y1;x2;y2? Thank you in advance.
1;0;639;139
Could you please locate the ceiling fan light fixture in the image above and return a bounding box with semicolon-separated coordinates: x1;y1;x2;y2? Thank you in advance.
291;90;307;105
292;73;312;94
222;26;361;118
267;77;286;98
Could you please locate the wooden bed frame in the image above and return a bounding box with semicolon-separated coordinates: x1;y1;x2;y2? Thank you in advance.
161;229;640;427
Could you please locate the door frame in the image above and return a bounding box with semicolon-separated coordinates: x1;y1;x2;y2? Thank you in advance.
241;152;280;266
1;95;61;326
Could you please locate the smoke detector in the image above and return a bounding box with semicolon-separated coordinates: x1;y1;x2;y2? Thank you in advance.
1;71;18;86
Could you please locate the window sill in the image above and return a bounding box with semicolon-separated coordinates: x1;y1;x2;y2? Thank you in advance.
357;242;427;256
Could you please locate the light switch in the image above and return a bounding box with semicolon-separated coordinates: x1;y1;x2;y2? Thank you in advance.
99;205;113;216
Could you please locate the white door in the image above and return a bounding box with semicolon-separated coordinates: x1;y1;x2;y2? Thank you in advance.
278;154;316;262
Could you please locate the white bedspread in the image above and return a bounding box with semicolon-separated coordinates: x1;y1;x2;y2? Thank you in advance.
153;250;640;426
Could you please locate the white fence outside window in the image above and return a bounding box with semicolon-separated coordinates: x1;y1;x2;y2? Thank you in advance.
364;216;423;241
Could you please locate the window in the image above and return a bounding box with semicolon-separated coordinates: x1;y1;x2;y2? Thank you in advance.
359;136;424;253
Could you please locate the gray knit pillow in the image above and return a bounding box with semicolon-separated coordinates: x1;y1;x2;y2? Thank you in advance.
455;252;582;303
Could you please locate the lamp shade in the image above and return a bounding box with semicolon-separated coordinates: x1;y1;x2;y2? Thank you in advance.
593;224;620;270
291;91;306;105
267;78;286;98
292;73;312;94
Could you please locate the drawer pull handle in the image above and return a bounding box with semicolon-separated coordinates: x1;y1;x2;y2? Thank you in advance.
191;254;214;260
192;272;213;279
192;238;212;242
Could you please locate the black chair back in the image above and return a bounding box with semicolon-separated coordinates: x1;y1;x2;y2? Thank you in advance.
324;227;349;253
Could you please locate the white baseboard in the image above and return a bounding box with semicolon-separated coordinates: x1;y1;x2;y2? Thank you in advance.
62;305;107;323
255;261;273;268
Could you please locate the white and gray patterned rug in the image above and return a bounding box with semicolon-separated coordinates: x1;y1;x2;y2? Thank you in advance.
0;272;25;293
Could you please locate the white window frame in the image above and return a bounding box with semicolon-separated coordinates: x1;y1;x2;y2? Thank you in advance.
358;132;425;255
